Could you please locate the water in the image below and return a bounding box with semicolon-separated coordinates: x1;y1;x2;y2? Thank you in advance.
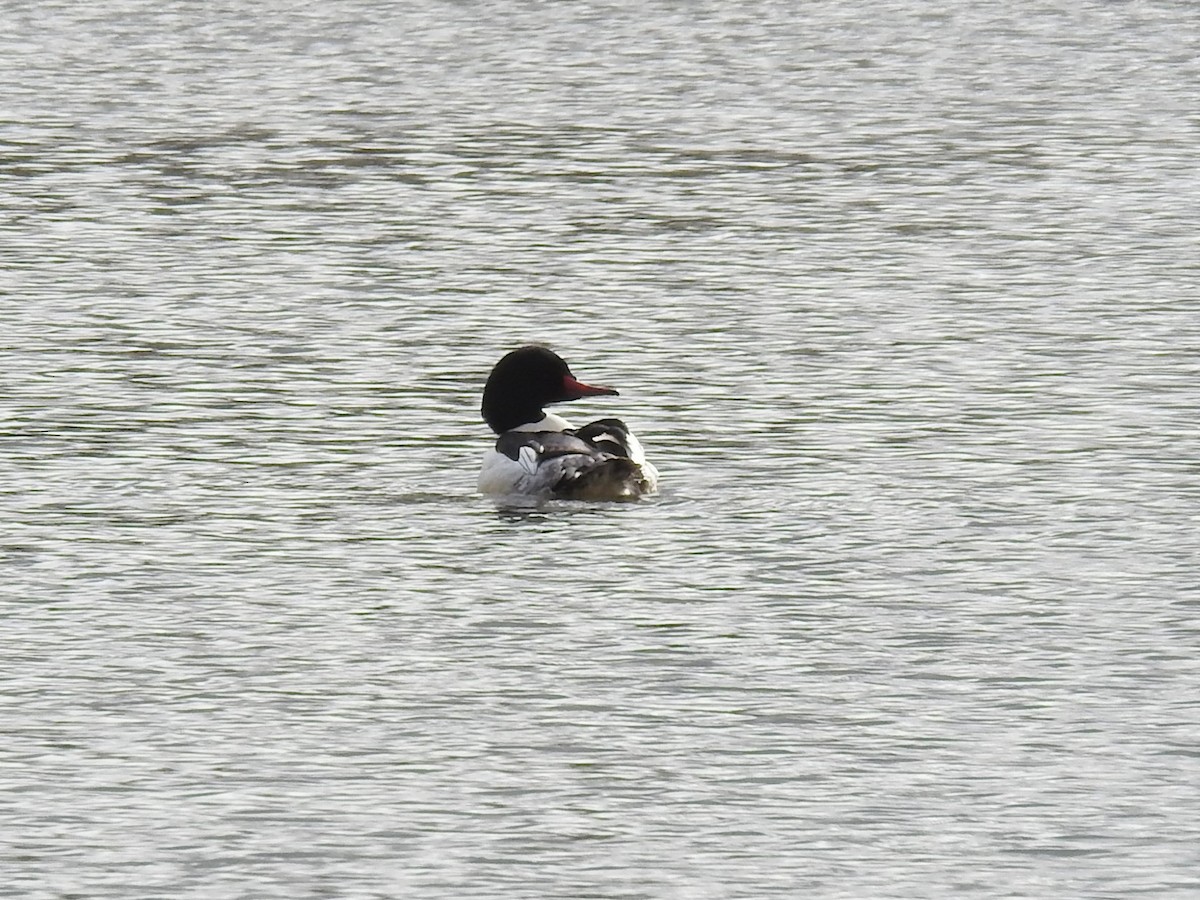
3;1;1199;897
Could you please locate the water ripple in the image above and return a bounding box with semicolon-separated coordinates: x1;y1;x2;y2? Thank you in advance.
4;1;1199;897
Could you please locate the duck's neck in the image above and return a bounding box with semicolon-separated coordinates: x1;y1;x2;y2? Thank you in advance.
508;412;573;433
482;400;536;433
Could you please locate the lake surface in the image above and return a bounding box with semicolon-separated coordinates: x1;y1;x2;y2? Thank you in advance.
3;1;1199;897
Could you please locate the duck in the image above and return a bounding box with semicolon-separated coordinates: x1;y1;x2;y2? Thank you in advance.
478;346;659;500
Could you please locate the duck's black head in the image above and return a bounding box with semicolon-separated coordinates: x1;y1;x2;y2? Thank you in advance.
481;345;618;434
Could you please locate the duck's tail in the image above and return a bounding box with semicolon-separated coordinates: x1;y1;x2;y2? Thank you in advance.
554;457;648;501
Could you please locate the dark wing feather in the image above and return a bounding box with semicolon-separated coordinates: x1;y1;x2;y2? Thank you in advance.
495;430;599;463
573;418;634;458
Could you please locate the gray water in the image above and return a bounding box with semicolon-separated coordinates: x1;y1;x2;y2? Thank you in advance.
3;2;1199;897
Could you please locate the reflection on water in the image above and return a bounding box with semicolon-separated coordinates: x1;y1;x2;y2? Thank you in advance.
3;1;1199;897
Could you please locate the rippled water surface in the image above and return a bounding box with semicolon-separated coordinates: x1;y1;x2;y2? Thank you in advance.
4;2;1199;897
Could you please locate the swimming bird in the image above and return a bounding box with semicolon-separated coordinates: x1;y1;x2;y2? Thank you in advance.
478;346;659;500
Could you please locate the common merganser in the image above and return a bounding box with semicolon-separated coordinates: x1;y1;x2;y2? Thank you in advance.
478;346;659;500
